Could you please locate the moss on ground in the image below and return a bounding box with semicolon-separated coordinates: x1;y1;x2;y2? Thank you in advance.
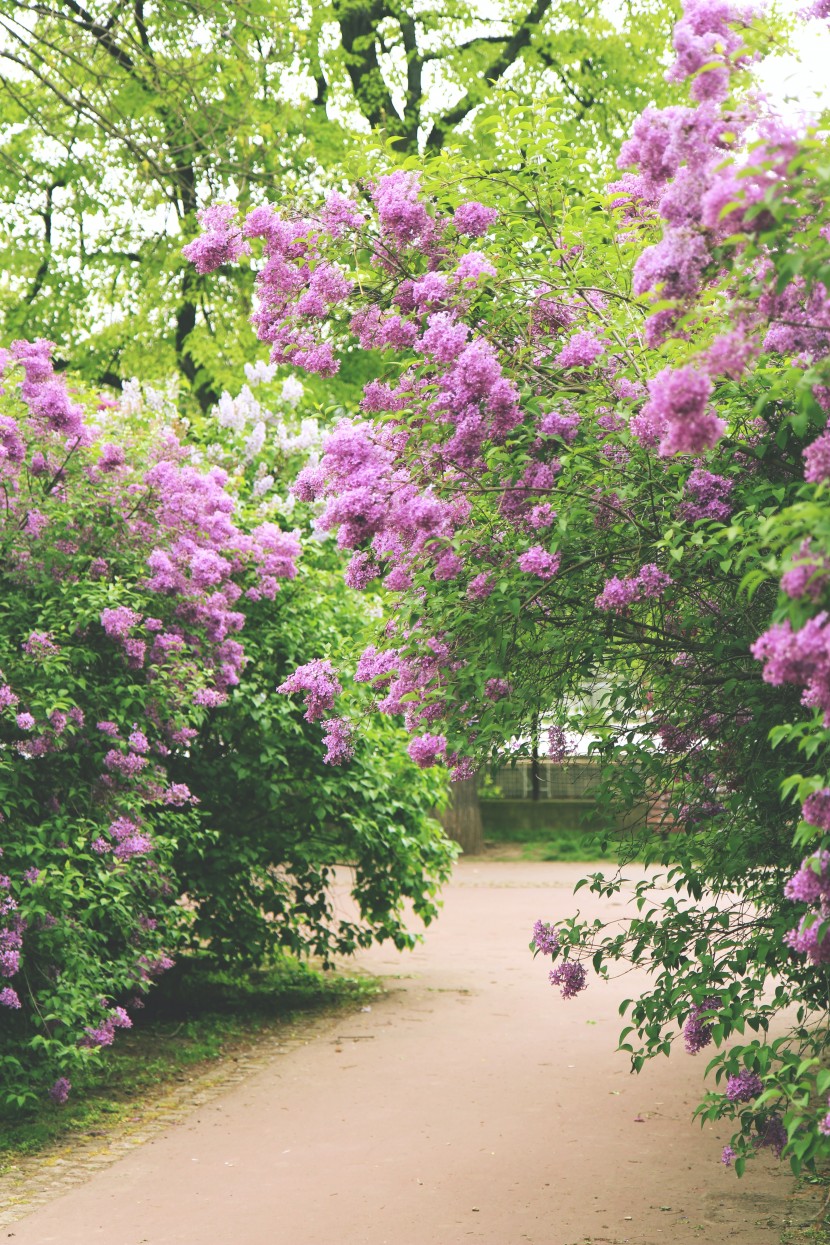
0;954;378;1169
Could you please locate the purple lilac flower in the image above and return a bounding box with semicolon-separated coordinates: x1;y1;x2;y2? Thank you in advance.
517;546;561;579
103;749;148;777
548;726;569;762
456;252;496;283
193;688;227;708
22;630;58;657
780;541;830;601
683;996;720;1053
372;170;433;249
803;430;830;483
0;684;18;709
721;1145;735;1166
15;712;35;731
751;615;830;725
277;659;342;722
407;733;447;769
467;573;495;600
453;201;499;236
784;851;830;904
344;551;381;591
320;191;364;238
128;730;150;754
756;1115;787;1158
595;564;672;612
101;606;141;639
163;784;195;806
785;912;830;964
48;1077;71;1105
322;717;355;765
802;790;830;831
549;961;587;999
641;365;726;456
0;986;21;1008
725;1070;763;1102
540;409;580;443
182;203;250;275
433;551;464;580
532;920;560;955
680;469;734;522
555;331;605;369
484;678;510;700
0;949;20;976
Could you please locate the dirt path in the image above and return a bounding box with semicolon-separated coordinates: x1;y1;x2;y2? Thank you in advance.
2;861;818;1244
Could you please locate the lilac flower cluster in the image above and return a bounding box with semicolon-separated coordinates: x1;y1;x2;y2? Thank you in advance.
755;1115;787;1158
780;541;830;601
182;204;250;274
48;1077;71;1105
92;815;153;862
802;789;830;831
679;468;734;522
81;1005;133;1049
277;659;342;722
637;366;725;457
752;614;830;725
453;201;499;237
555;331;605;370
322;717;355;765
668;0;750;103
245;203;352;375
407;733;447;769
595;564;673;612
725;1069;763;1102
517;546;561;579
10;338;86;442
532;920;560;955
484;678;511;700
683;996;720;1053
549;961;588;999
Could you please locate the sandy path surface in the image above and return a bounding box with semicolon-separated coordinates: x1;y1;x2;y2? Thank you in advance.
4;861;811;1245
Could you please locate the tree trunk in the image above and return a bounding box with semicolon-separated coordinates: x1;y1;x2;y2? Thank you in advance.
439;777;484;855
531;716;541;802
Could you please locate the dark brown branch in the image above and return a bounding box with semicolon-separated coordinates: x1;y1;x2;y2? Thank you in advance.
424;0;554;152
334;0;403;132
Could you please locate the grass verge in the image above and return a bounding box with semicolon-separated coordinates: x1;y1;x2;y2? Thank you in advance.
0;954;379;1172
479;826;618;862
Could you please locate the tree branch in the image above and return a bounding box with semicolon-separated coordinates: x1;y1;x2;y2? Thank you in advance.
333;0;403;132
424;0;554;152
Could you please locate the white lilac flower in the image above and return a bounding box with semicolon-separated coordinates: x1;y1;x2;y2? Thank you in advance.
281;375;304;407
215;391;244;432
244;359;277;386
252;473;275;497
144;385;165;412
245;420;266;459
121;378;142;415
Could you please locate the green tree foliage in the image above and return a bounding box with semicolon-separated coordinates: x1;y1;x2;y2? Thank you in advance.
0;0;681;404
172;543;453;968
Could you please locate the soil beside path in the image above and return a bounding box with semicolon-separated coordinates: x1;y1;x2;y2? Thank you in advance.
1;861;818;1244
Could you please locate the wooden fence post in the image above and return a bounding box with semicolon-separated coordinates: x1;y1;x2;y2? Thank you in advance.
439;776;484;855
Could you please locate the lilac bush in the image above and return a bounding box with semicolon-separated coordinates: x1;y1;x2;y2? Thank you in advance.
0;341;299;1106
184;0;830;1175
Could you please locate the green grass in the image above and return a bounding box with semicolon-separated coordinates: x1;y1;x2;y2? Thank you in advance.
0;954;379;1169
481;825;619;861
